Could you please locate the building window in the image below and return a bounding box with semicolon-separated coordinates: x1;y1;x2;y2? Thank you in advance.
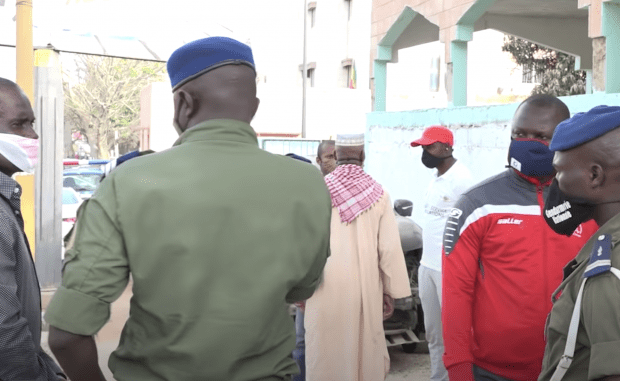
430;56;440;92
522;67;543;84
307;68;315;87
341;58;355;88
345;0;352;21
299;62;316;88
308;2;317;28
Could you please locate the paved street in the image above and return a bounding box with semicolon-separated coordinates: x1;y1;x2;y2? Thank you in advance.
42;283;431;380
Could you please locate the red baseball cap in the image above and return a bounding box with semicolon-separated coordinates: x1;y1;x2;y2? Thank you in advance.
410;125;454;147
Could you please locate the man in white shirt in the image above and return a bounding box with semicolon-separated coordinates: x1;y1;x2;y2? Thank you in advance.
411;126;473;381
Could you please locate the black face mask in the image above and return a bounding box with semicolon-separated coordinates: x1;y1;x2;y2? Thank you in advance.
543;179;596;236
422;150;448;169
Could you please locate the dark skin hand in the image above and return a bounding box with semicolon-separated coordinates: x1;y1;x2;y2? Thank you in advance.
0;83;38;177
422;142;456;176
48;326;106;381
383;294;394;320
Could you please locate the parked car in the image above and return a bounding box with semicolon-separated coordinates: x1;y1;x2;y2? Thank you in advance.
61;187;82;259
63;166;104;200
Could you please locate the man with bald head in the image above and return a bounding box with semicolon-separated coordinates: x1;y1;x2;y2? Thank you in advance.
442;95;598;381
0;78;65;380
316;140;335;176
304;134;411;381
539;106;620;381
45;37;332;381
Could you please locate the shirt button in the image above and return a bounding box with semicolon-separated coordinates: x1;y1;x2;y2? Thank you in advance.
14;188;19;194
599;235;606;241
14;210;20;215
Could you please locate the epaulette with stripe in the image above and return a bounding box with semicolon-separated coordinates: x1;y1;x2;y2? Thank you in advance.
584;234;613;278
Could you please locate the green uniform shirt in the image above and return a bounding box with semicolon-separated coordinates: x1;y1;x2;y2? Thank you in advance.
539;212;620;381
45;119;332;381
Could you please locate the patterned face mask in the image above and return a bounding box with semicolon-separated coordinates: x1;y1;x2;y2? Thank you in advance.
507;138;554;177
0;133;39;173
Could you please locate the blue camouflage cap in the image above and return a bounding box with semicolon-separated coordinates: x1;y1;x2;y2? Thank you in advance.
550;105;620;151
167;36;256;91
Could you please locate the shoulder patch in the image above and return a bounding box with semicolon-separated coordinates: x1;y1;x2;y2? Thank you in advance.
584;234;612;278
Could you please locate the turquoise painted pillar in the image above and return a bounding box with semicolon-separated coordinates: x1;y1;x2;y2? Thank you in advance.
603;2;620;93
374;60;387;112
450;41;468;107
372;7;417;112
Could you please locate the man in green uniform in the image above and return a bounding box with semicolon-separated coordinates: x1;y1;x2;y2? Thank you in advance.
539;105;620;381
45;37;332;381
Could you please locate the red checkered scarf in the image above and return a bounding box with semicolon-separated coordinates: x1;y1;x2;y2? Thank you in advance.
325;164;384;224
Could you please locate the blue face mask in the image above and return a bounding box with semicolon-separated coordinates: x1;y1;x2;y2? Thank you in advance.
507;138;555;177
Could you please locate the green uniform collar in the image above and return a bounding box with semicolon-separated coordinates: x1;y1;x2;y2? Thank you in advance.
554;212;620;301
174;119;258;147
575;213;620;264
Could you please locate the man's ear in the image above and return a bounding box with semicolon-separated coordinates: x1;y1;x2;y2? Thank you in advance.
251;97;260;120
591;163;605;189
360;149;365;162
173;90;196;131
316;156;321;165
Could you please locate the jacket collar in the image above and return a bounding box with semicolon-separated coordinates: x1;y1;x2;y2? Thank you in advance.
510;168;554;188
173;119;258;147
0;171;20;202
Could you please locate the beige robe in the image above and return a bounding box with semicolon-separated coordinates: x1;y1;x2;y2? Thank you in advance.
305;192;412;381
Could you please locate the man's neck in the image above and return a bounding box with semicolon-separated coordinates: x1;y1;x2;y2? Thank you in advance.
594;203;620;227
437;157;456;176
337;161;362;167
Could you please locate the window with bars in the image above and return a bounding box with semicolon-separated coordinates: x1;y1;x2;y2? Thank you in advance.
522;68;544;84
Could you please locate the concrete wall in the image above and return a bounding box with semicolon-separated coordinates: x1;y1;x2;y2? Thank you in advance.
365;93;620;224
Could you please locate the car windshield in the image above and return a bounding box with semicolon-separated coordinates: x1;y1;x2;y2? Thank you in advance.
63;174;101;192
62;189;80;204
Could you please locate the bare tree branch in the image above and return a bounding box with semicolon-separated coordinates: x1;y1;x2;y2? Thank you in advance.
63;54;166;159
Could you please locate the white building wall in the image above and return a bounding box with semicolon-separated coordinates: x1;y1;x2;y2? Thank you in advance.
387;29;535;112
303;0;372;90
365;93;620;225
366;122;511;224
140;82;176;152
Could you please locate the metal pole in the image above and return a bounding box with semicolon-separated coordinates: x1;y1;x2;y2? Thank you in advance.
15;0;36;258
301;0;307;138
16;0;34;104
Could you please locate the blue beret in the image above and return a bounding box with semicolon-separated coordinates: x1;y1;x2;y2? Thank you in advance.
550;105;620;151
285;153;312;164
167;37;256;90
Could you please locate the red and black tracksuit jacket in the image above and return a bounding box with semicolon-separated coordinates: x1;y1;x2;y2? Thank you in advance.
442;169;598;381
